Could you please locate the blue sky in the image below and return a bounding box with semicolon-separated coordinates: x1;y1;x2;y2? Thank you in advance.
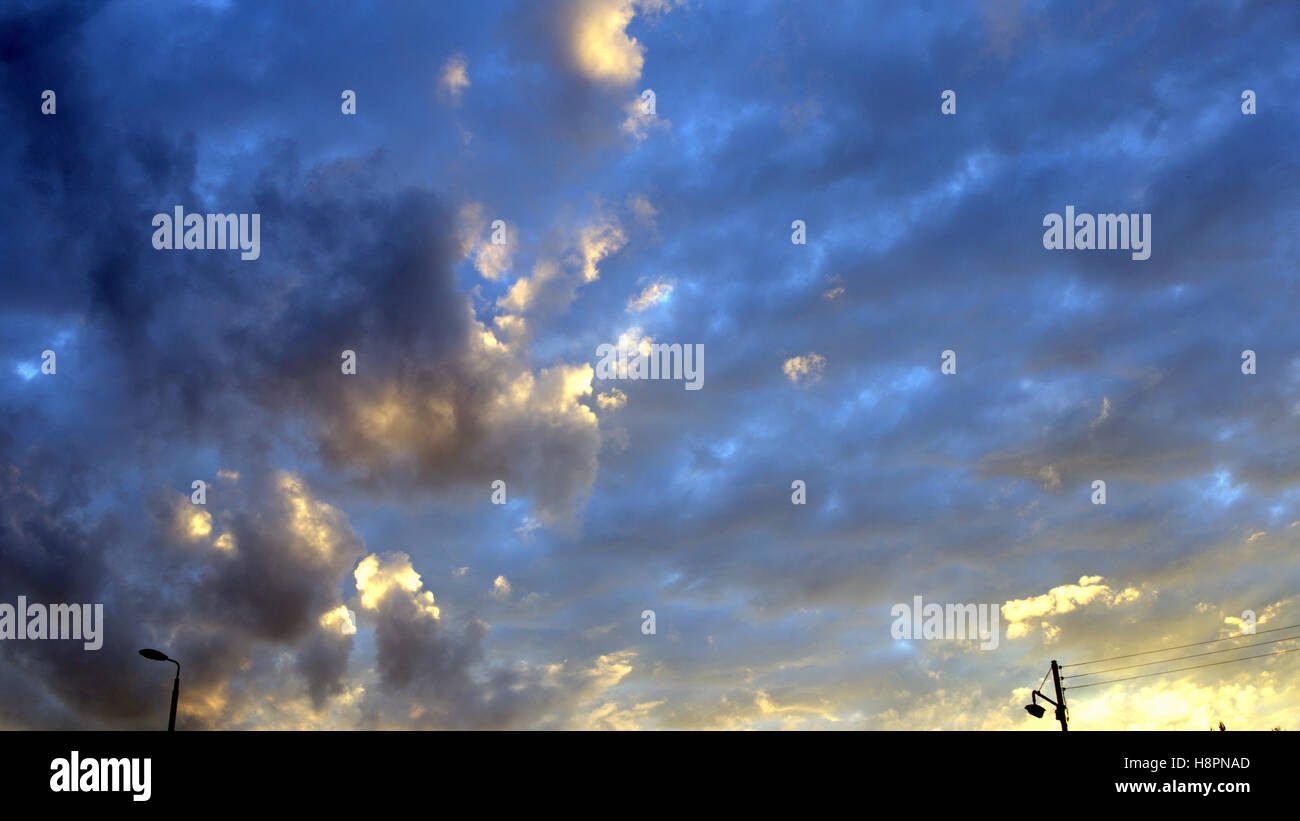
1;0;1298;729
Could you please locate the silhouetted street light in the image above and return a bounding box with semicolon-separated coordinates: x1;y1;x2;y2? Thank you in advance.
139;648;180;731
1022;659;1068;731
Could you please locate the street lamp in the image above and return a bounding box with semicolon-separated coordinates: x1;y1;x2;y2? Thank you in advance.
1022;659;1069;731
139;648;180;731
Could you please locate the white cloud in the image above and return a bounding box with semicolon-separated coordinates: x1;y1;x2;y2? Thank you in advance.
439;54;470;104
458;202;512;281
577;215;626;282
626;278;672;312
491;574;513;600
1002;575;1147;639
320;604;358;636
567;0;649;85
782;353;826;386
597;387;627;410
355;552;440;618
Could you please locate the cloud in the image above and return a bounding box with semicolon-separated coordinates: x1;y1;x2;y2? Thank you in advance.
498;259;558;316
347;555;639;729
0;456;641;729
627;278;672;312
1090;396;1112;429
621;93;670;141
565;0;651;86
320;605;358;636
491;574;513;600
355;552;440;617
458;202;512;281
606;326;654;378
0;463;369;727
298;606;358;709
1002;575;1147;639
1223;597;1292;635
782;353;826;386
1037;464;1062;489
0;24;603;524
438;53;470;103
491;211;626;343
571;653;663;729
577;214;627;282
515;516;543;539
626;193;658;228
329;320;601;522
4;0;1300;732
597;387;627;410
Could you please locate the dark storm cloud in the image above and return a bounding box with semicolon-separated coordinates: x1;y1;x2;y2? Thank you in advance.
0;0;607;727
0;0;602;507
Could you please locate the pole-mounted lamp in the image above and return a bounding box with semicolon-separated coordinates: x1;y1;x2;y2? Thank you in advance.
139;648;180;731
1023;659;1069;731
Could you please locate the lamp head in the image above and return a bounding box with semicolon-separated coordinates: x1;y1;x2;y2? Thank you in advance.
1024;703;1046;719
138;648;169;662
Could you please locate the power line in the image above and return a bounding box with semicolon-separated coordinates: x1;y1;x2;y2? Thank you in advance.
1065;646;1300;690
1061;622;1300;668
1062;633;1300;679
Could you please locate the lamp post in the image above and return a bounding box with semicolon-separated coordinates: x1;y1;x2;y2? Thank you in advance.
1023;659;1069;731
139;648;180;731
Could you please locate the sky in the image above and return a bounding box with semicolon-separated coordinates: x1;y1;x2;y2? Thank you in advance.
1;0;1298;730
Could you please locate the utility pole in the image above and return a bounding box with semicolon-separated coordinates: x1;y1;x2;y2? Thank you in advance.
1050;659;1068;732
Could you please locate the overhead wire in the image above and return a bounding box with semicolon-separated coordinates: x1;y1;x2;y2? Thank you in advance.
1060;622;1300;668
1062;633;1300;679
1065;646;1300;690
